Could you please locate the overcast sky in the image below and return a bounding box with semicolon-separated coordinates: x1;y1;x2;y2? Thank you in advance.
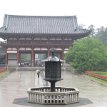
0;0;107;28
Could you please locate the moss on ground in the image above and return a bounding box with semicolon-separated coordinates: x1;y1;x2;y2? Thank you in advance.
94;71;107;76
86;75;107;86
0;71;9;80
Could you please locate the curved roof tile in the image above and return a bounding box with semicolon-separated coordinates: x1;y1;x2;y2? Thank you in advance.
0;14;90;34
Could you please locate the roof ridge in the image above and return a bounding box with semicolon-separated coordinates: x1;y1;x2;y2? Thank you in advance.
5;14;76;18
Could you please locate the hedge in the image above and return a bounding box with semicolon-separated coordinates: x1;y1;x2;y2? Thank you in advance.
0;67;6;73
85;71;107;80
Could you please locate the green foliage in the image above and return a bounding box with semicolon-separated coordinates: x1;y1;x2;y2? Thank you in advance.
20;54;31;62
0;47;5;64
65;37;107;72
96;26;107;45
94;71;107;76
88;25;95;35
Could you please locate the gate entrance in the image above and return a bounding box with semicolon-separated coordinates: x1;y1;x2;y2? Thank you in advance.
0;15;90;67
20;52;31;67
35;53;47;66
8;53;17;67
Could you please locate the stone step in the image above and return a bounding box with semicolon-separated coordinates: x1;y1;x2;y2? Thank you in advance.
16;67;45;71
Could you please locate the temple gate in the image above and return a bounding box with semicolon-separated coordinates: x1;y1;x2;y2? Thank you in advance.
0;15;90;66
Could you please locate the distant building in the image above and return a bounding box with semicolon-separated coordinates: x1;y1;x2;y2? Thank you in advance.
0;14;90;66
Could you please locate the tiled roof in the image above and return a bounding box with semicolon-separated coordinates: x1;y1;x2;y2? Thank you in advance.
0;14;89;34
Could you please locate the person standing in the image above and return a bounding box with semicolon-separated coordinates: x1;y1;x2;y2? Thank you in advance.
36;70;40;78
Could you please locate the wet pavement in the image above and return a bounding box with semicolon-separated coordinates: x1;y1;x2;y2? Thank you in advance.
0;66;107;107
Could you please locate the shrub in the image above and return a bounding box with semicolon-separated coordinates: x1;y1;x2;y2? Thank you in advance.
65;37;107;72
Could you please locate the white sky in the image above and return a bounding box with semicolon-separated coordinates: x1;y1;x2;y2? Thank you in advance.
0;0;107;28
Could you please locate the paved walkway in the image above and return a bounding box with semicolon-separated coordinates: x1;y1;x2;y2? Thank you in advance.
0;66;107;107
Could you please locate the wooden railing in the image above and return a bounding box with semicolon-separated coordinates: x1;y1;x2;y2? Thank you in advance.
1;40;72;47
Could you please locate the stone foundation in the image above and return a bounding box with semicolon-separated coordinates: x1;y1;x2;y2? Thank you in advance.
27;87;79;105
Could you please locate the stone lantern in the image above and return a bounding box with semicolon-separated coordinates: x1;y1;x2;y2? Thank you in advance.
27;48;79;105
44;48;62;92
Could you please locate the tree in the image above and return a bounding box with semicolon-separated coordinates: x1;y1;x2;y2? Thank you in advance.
0;47;5;64
65;37;107;72
88;25;95;35
96;26;107;45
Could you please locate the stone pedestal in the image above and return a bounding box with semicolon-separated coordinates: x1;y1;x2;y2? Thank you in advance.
27;87;79;105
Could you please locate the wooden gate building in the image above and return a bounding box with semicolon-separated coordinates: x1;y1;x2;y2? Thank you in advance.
0;15;90;66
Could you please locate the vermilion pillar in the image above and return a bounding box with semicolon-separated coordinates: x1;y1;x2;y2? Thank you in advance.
31;48;35;66
61;49;64;61
17;49;19;65
5;49;8;66
48;48;50;57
